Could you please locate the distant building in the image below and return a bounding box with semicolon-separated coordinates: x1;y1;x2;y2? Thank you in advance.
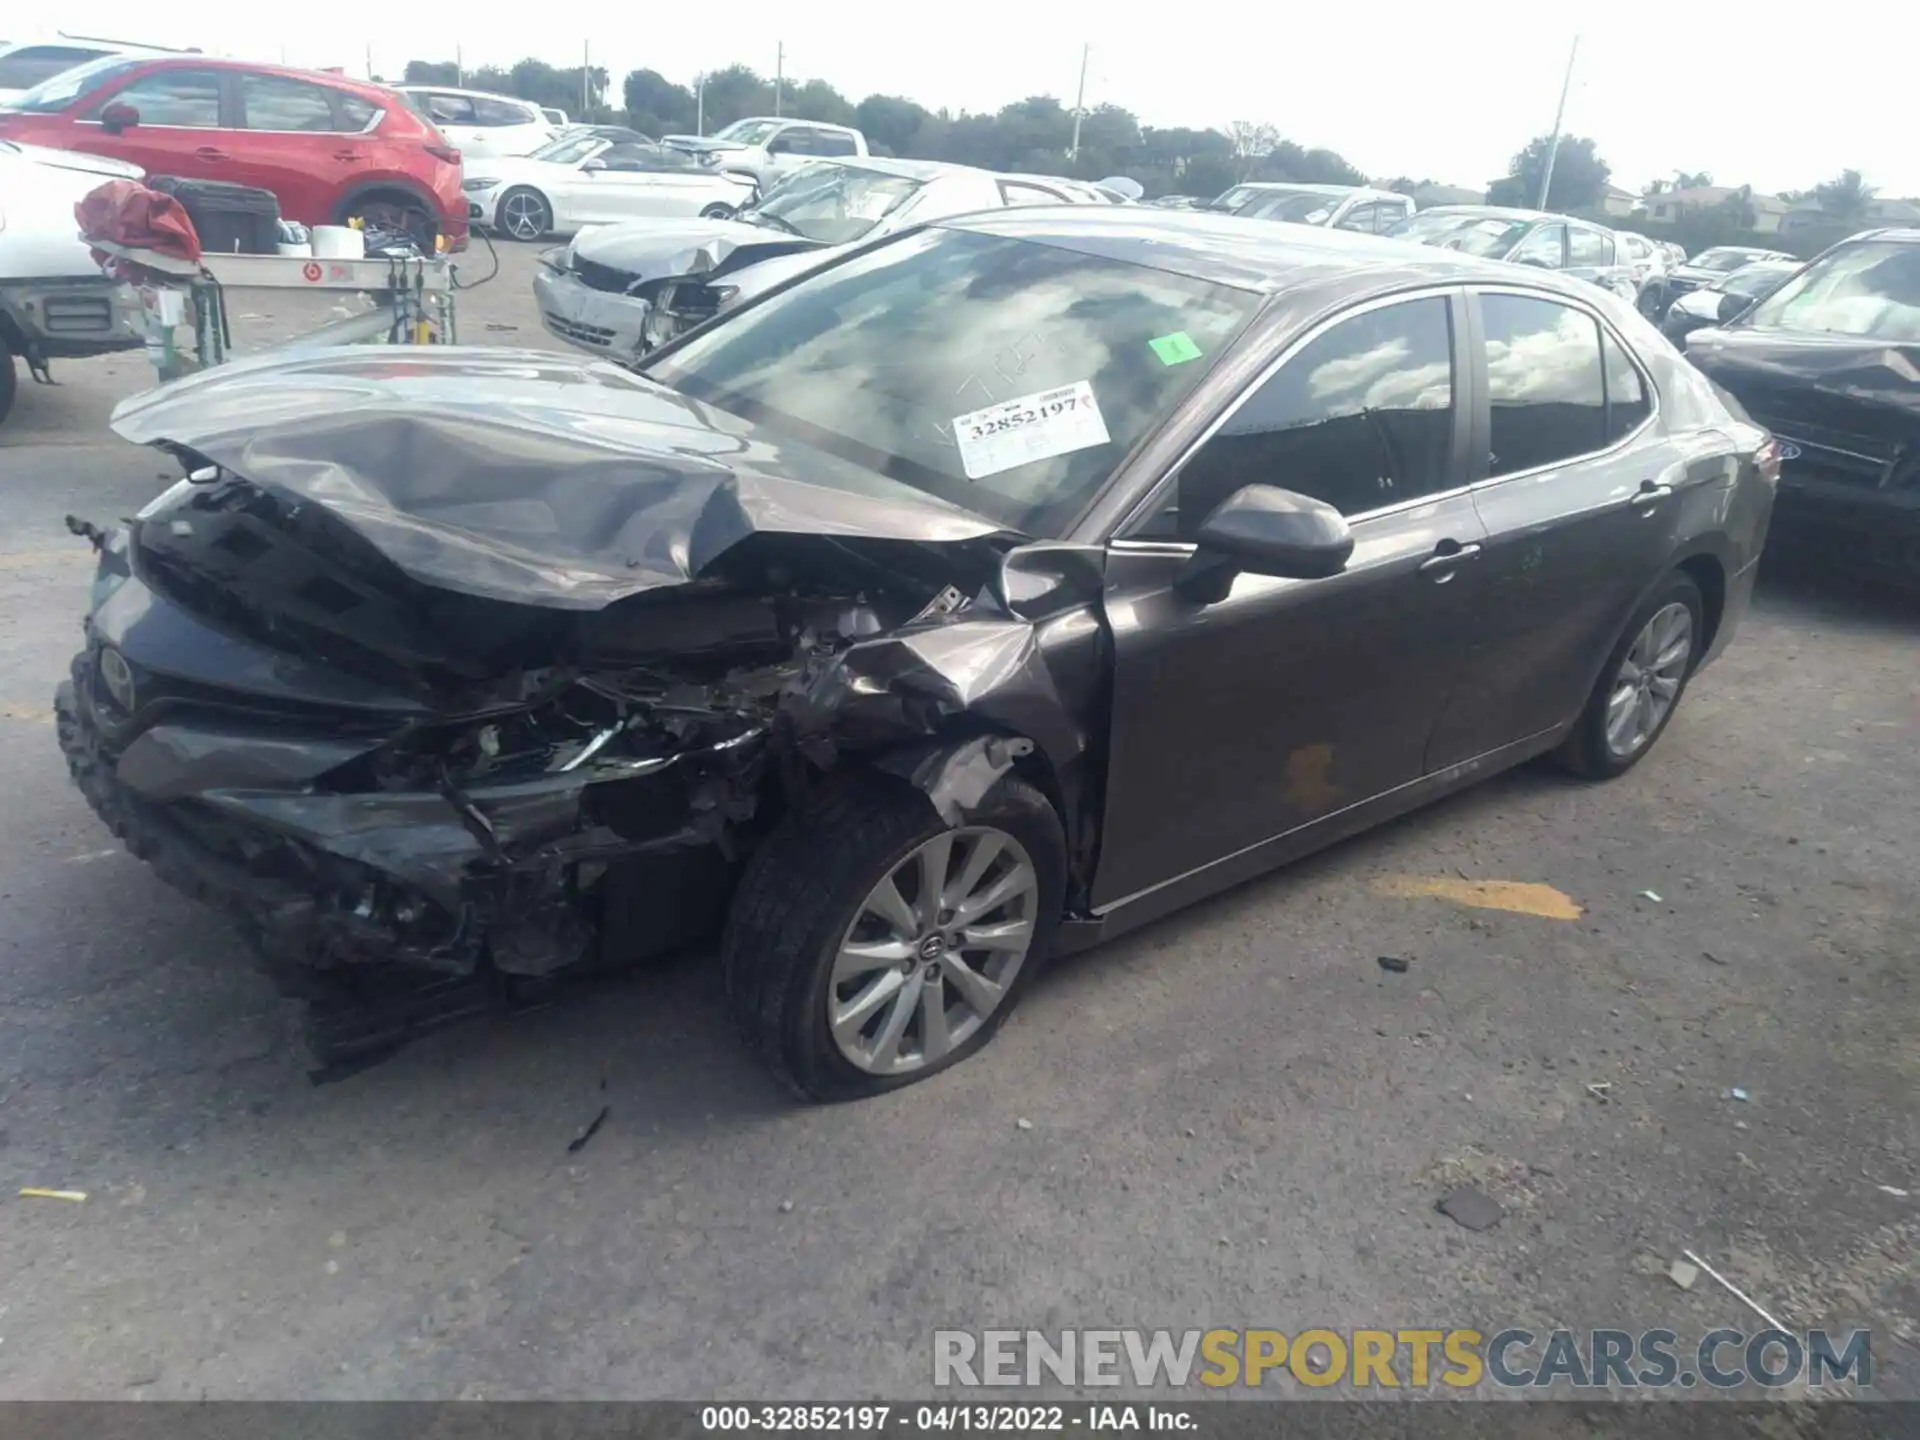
1600;185;1640;217
1781;196;1920;234
1644;186;1791;234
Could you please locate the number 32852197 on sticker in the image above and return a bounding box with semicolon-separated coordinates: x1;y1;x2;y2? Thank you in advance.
951;381;1111;481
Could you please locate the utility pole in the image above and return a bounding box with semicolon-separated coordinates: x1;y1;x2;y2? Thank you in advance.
1536;34;1581;210
583;40;591;116
696;73;706;135
1068;43;1089;162
364;43;373;82
456;44;463;86
774;42;784;117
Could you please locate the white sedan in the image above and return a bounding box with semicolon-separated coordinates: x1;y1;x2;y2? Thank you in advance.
464;127;761;242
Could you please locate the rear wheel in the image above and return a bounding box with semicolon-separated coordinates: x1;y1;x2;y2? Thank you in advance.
698;201;737;220
497;187;552;241
1555;571;1704;779
722;771;1065;1101
0;338;16;428
341;193;438;251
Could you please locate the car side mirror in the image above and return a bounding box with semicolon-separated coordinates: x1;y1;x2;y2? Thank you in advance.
580;157;606;173
1716;292;1751;323
1175;484;1354;600
100;102;139;133
766;137;795;155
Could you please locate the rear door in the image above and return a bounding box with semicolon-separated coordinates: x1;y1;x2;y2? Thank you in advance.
1094;290;1488;908
228;71;371;221
75;65;227;177
1427;287;1703;766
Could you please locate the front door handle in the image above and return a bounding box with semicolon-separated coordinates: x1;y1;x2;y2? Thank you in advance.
1418;540;1483;581
194;146;228;160
1633;480;1675;512
332;149;362;162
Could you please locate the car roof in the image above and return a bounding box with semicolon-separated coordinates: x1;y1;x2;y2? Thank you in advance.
394;84;536;104
65;53;400;99
807;155;955;181
727;114;856;131
943;206;1619;298
1230;182;1369;196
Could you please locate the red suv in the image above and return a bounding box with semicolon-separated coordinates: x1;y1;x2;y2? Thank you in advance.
0;55;467;249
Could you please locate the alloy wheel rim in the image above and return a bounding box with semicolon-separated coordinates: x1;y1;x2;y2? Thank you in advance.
1606;601;1693;759
503;194;546;240
830;827;1039;1076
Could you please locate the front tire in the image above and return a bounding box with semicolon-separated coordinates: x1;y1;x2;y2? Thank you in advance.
722;770;1065;1101
698;201;737;220
1555;571;1704;780
497;187;552;241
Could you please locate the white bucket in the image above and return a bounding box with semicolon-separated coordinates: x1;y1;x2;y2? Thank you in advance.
276;241;313;258
311;225;364;260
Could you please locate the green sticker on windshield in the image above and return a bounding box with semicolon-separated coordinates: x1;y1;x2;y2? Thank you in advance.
1149;331;1203;366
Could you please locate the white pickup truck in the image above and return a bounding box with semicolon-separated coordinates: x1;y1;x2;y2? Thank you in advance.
658;116;868;190
0;139;144;426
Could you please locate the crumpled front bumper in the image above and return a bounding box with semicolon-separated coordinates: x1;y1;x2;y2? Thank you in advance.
532;263;650;364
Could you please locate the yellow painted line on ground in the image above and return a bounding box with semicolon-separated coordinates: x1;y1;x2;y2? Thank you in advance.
1371;874;1585;920
0;703;53;725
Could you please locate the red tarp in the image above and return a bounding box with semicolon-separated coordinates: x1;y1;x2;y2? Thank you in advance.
76;178;202;264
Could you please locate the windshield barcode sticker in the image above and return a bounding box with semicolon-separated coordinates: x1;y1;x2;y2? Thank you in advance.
952;381;1111;480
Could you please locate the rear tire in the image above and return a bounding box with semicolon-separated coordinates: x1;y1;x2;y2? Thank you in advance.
339;192;439;251
1554;571;1704;780
698;202;736;220
722;769;1065;1102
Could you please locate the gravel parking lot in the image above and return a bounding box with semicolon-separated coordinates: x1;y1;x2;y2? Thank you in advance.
0;240;1914;1404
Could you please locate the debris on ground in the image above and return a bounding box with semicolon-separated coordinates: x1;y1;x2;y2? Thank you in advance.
1702;950;1728;966
1016;1117;1034;1131
1668;1257;1700;1291
566;1105;610;1154
1377;955;1411;974
1585;1082;1612;1103
1681;1249;1789;1331
18;1187;87;1202
1726;1087;1750;1102
1640;890;1664;903
778;1200;795;1214
1877;1184;1910;1199
485;322;518;332
1435;1185;1503;1232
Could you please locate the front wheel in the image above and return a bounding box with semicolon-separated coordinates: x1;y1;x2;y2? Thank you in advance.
722;771;1066;1101
698;201;737;220
497;187;552;241
1555;571;1704;780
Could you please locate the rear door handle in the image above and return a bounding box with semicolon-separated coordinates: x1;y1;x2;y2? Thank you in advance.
194;146;228;160
332;149;362;162
1418;540;1483;581
1633;481;1675;511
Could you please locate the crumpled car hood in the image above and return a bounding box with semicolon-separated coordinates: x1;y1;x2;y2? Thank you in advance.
722;244;853;305
108;345;1012;611
570;216;821;281
1687;328;1920;422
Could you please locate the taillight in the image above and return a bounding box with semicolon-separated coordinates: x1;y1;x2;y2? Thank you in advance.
1754;436;1783;485
425;143;461;165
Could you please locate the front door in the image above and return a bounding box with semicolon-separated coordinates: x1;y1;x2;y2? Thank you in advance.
1093;291;1488;910
76;66;228;179
1427;287;1713;767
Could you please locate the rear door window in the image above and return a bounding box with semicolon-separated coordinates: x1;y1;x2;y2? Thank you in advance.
1510;224;1567;268
1568;227;1612;266
472;96;533;126
1480;293;1608;474
239;74;342;132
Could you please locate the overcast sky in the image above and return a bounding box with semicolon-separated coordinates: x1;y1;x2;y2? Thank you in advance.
19;5;1920;197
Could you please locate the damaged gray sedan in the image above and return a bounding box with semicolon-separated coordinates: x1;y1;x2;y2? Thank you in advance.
58;210;1777;1097
533;157;1110;363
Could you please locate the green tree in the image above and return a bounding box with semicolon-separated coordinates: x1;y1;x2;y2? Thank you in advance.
787;78;856;126
854;94;932;156
1486;134;1610;210
1672;170;1714;189
622;69;694;135
1813;168;1876;220
403;60;460;85
700;64;775;129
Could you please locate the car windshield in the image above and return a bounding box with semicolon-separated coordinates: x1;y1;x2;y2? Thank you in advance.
1392;213;1532;258
643;226;1260;537
530;132;604;166
1741;240;1920;341
1206;185;1262;212
1242;191;1339;223
1691;248;1764;273
745;164;925;244
5;53;144;112
1720;262;1795;300
714;118;781;146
